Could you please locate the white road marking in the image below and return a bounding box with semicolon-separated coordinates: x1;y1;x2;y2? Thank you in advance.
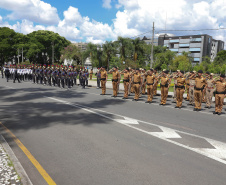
5;86;15;89
151;126;182;139
114;117;139;125
45;96;226;165
202;139;226;160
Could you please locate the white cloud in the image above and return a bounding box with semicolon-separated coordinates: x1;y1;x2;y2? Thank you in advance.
211;0;226;21
86;37;104;44
0;0;226;46
56;25;81;40
102;0;112;9
113;0;226;42
0;5;115;43
63;6;83;26
0;0;60;25
116;0;139;9
113;10;140;37
80;19;115;40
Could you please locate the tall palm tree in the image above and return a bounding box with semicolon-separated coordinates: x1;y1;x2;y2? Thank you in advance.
102;41;117;70
84;43;98;67
117;36;132;62
132;38;142;62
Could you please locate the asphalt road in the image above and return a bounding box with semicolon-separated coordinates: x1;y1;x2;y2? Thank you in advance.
0;78;226;185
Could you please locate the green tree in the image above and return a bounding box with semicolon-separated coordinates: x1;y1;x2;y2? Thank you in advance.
117;36;133;62
132;38;145;61
27;30;70;64
214;50;226;65
154;50;176;70
0;27;18;65
102;41;117;70
60;44;83;65
200;56;211;72
170;53;192;72
83;43;102;68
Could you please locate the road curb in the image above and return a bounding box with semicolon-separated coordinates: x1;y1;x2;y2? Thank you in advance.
0;134;33;185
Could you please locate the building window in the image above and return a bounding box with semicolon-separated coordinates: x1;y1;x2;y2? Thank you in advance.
193;58;200;62
179;44;189;47
169;48;179;52
191;38;202;42
189;48;201;52
170;39;179;43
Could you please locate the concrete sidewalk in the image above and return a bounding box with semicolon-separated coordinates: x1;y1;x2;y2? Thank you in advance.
0;134;33;185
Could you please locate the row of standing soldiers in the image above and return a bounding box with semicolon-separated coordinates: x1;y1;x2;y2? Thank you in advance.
2;65;90;89
99;66;226;115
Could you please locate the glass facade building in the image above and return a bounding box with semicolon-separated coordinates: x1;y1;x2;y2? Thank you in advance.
158;34;224;65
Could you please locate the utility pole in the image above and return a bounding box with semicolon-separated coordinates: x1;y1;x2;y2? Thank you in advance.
52;41;54;64
150;22;154;69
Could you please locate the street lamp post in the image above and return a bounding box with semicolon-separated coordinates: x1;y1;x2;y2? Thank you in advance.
36;53;39;64
42;52;47;64
17;48;21;64
97;46;102;68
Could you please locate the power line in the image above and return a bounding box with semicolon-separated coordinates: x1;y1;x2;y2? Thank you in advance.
130;27;226;39
130;31;152;39
156;28;226;33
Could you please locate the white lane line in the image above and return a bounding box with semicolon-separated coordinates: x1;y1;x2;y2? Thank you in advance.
45;96;226;165
5;86;16;89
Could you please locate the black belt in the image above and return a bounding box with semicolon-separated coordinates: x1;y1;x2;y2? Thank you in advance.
194;86;204;91
147;83;154;85
175;85;185;89
216;91;226;94
101;78;106;80
134;82;140;84
123;79;129;82
112;79;118;82
160;84;168;87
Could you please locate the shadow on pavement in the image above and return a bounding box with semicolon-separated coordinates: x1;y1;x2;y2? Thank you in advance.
0;81;127;133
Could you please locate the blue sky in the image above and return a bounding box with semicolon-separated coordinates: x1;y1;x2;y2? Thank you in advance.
0;0;225;44
43;0;118;25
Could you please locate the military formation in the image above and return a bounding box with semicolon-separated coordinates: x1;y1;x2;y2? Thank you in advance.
1;64;226;115
99;66;226;115
1;64;90;89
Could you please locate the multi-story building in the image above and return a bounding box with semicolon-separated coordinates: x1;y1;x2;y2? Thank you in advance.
210;39;225;62
158;34;224;64
72;42;88;51
142;36;158;46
